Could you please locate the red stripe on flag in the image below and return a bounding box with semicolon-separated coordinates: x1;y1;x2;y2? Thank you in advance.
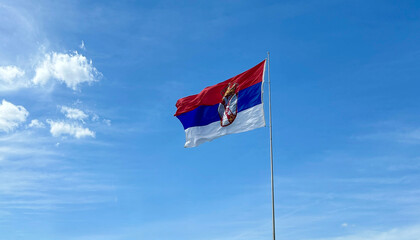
174;60;266;116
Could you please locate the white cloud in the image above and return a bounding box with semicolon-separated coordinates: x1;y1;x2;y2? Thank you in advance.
0;65;28;91
61;106;88;121
80;40;86;50
91;113;99;121
47;120;95;138
0;99;29;133
27;119;45;128
0;65;25;81
32;51;101;90
103;119;111;126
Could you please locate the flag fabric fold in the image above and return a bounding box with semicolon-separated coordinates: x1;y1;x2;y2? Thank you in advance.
175;60;266;148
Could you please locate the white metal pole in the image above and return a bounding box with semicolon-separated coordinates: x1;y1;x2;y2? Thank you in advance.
267;51;276;240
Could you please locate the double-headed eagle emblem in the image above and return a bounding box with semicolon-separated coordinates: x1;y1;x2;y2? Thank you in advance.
218;83;239;127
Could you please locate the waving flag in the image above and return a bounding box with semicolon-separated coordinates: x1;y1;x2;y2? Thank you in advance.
175;60;266;148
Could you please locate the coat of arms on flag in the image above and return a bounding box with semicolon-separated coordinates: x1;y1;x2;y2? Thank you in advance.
218;82;239;127
174;60;266;148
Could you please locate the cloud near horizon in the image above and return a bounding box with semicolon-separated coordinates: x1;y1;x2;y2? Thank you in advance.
310;224;420;240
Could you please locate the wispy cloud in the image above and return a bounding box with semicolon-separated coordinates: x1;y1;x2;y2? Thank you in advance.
355;129;420;144
0;2;114;230
80;40;86;50
308;224;420;240
397;128;420;144
0;3;42;63
0;131;114;212
61;106;88;121
353;121;420;145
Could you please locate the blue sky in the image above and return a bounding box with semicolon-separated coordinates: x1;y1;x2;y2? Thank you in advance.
1;0;420;239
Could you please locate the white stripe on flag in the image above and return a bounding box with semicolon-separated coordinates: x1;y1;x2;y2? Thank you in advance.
184;103;266;148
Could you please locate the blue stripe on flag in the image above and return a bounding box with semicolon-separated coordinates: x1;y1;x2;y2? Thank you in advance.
177;82;262;130
237;82;263;112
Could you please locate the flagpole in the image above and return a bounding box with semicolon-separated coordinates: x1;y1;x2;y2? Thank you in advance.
267;51;276;240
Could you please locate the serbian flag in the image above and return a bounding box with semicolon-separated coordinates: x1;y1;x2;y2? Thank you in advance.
175;60;266;148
